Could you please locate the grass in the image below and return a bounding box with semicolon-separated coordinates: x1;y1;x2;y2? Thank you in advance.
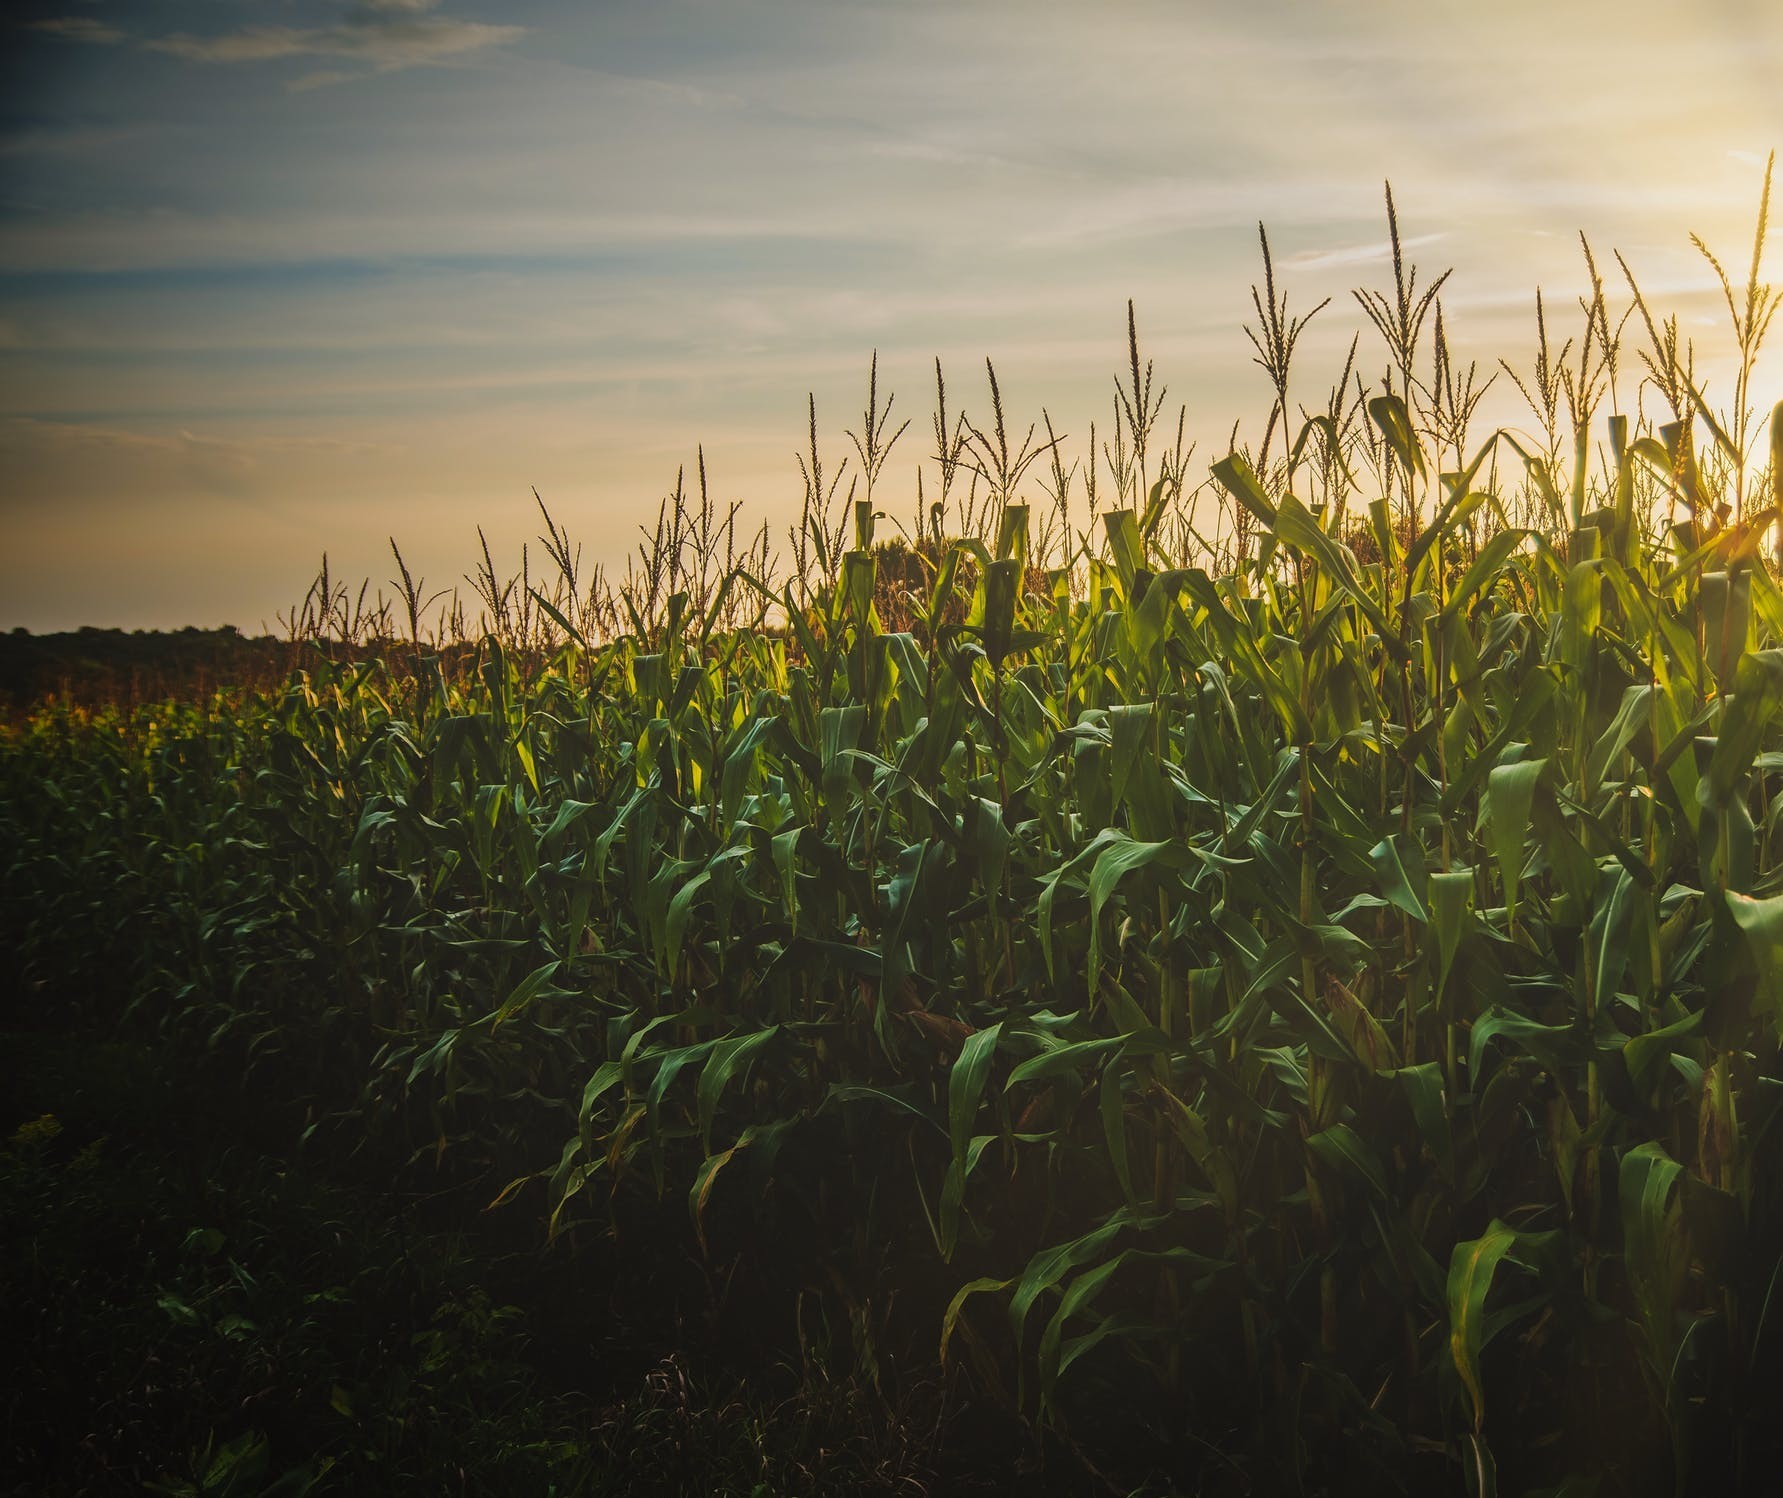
5;172;1783;1495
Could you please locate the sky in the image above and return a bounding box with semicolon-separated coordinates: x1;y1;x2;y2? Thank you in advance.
2;0;1781;633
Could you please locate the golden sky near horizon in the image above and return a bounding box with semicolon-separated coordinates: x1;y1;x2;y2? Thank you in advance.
2;0;1781;632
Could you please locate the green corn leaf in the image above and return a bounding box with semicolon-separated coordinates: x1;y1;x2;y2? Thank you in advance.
1139;475;1173;538
664;868;713;972
719;716;775;827
1430;868;1475;997
577;1060;625;1149
948;1023;1003;1171
1210;453;1277;529
528;587;590;652
1154;1084;1240;1220
978;558;1023;665
1103;509;1147;595
1726;889;1783;1022
1369;393;1427;483
1589;864;1638;1016
1485;759;1545;922
1035;1252;1130;1410
1008;1214;1132;1353
1100;1059;1136;1205
939;1133;996;1262
939;1275;1012;1369
1370;835;1429;923
1305;1123;1390;1198
1503;433;1565;520
491;960;567;1030
1272;492;1402;654
1448;1220;1519;1431
1470;1007;1575;1080
823;1083;945;1134
1395;1062;1452;1178
1707;650;1783;815
1108;701;1154;817
1619;1142;1686;1358
1086;834;1183;986
771;826;803;936
1005;1035;1126;1090
1623;1010;1702;1092
695;1027;779;1153
1586;685;1654;789
818;705;866;806
645;1038;718;1116
995;503;1030;564
688;1138;746;1255
1701;570;1752;691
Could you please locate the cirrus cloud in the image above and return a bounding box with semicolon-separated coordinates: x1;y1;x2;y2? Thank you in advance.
27;16;129;44
148;10;522;70
25;2;522;78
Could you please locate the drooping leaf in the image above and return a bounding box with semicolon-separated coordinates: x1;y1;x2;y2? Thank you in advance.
1448;1221;1519;1431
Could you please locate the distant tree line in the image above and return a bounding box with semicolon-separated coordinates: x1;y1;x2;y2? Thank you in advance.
0;626;290;712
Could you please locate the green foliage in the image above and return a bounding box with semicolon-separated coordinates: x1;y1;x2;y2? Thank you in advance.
7;183;1783;1494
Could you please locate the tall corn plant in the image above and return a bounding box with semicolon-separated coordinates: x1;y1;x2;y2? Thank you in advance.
5;185;1782;1497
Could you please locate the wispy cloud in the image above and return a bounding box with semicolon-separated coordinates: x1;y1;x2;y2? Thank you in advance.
26;2;521;76
148;7;523;70
1285;233;1447;274
288;70;357;93
5;0;1779;632
26;16;128;45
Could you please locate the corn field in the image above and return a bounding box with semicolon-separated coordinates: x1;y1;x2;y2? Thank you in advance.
7;187;1783;1496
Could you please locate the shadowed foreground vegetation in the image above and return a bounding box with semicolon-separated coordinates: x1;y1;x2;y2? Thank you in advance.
7;181;1783;1495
